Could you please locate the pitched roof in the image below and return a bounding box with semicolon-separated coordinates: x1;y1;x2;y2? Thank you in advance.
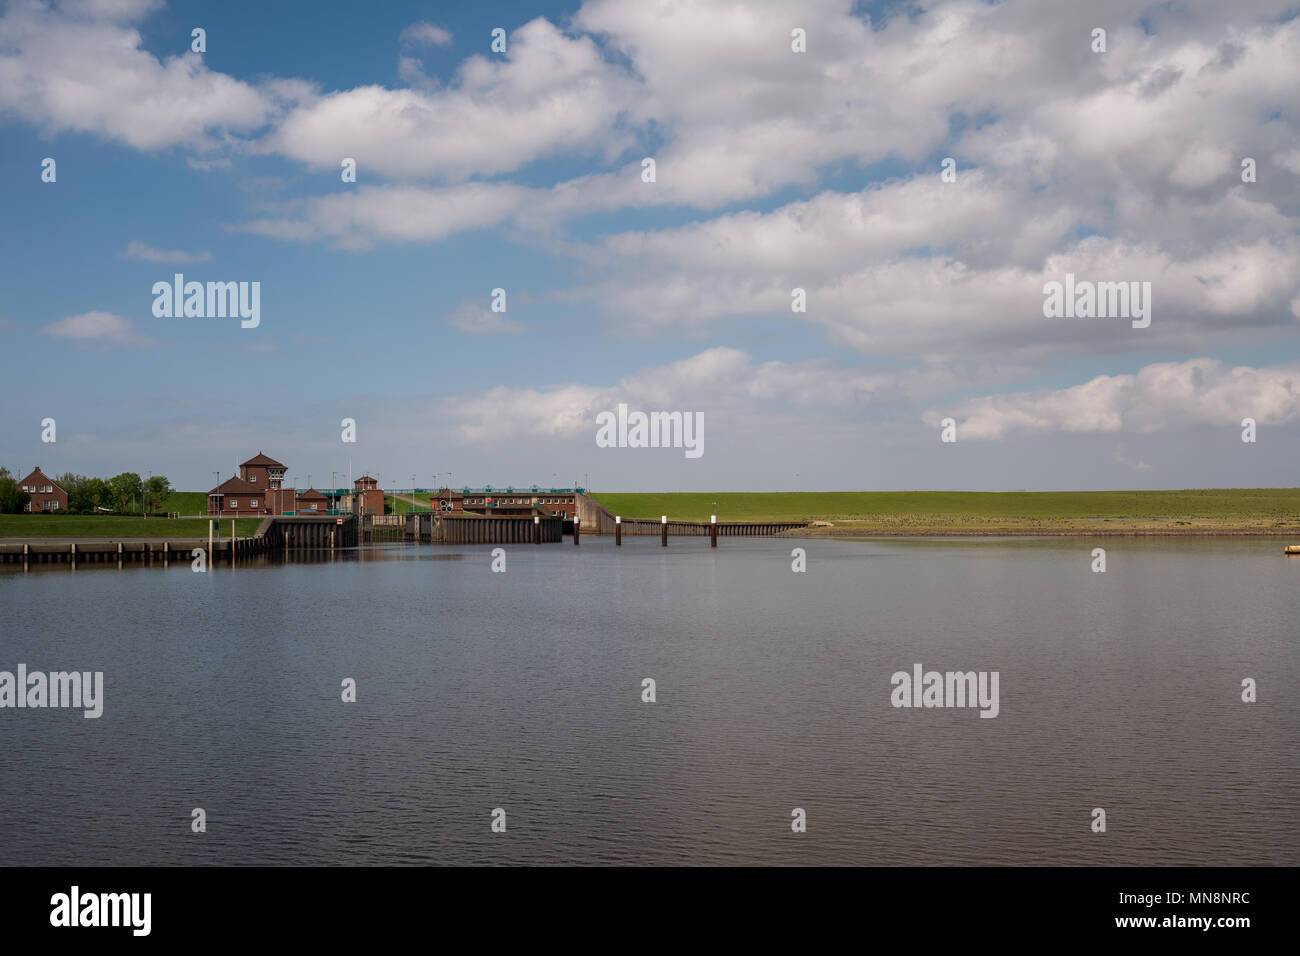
20;467;64;490
296;487;327;500
209;477;262;495
433;487;464;498
240;452;286;468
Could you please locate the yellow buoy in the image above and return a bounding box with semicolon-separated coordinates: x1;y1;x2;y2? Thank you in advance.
1286;545;1300;555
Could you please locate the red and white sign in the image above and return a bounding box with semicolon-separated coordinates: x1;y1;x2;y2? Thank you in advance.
336;518;344;525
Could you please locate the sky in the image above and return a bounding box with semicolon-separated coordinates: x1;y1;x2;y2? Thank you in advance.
1;0;1298;493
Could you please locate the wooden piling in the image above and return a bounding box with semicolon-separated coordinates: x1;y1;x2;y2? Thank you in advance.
710;514;717;547
574;515;580;546
615;515;622;546
661;515;668;547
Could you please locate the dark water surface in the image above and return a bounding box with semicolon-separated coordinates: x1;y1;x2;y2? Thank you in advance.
1;536;1296;865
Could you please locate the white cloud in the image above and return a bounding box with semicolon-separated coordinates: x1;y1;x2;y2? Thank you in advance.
929;358;1300;440
119;240;211;263
0;0;274;150
261;18;636;180
400;22;453;47
186;156;232;172
42;311;158;346
440;346;1021;444
443;300;526;335
235;182;532;250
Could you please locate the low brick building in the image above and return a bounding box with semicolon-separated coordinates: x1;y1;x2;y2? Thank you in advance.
460;488;578;518
295;488;328;514
19;467;67;513
430;487;464;513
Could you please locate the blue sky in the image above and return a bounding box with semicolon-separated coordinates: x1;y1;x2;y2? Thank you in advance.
2;0;1298;493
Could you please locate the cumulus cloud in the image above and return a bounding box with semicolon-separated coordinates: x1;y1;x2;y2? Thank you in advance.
440;346;1023;443
261;18;636;180
928;358;1300;440
0;0;275;150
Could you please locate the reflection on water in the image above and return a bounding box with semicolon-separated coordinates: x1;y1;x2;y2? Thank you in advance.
1;535;1296;865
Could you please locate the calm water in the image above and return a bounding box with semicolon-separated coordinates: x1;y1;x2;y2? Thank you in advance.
1;536;1297;865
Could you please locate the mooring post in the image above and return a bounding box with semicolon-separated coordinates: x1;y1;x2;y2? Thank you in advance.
534;514;541;544
230;519;235;567
209;519;214;560
711;514;717;548
71;542;77;570
574;514;580;546
118;540;123;568
615;515;622;546
661;514;668;547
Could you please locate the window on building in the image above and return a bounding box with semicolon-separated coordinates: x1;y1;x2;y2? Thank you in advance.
250;475;257;481
231;500;239;507
251;500;260;508
25;502;31;512
309;504;317;512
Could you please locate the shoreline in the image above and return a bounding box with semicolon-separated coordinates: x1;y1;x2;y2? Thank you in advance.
785;526;1300;538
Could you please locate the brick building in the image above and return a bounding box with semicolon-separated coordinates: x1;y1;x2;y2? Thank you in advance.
19;467;67;513
207;452;294;516
295;488;328;514
460;488;577;518
353;476;384;515
430;488;464;513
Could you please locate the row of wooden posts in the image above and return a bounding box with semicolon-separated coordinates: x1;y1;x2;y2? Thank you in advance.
593;515;720;547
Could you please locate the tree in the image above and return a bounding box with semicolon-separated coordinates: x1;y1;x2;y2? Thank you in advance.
0;473;27;514
60;473;106;514
145;475;171;514
84;477;110;512
108;472;143;513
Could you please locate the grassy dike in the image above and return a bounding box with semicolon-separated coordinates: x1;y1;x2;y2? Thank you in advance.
0;516;263;538
590;489;1300;535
